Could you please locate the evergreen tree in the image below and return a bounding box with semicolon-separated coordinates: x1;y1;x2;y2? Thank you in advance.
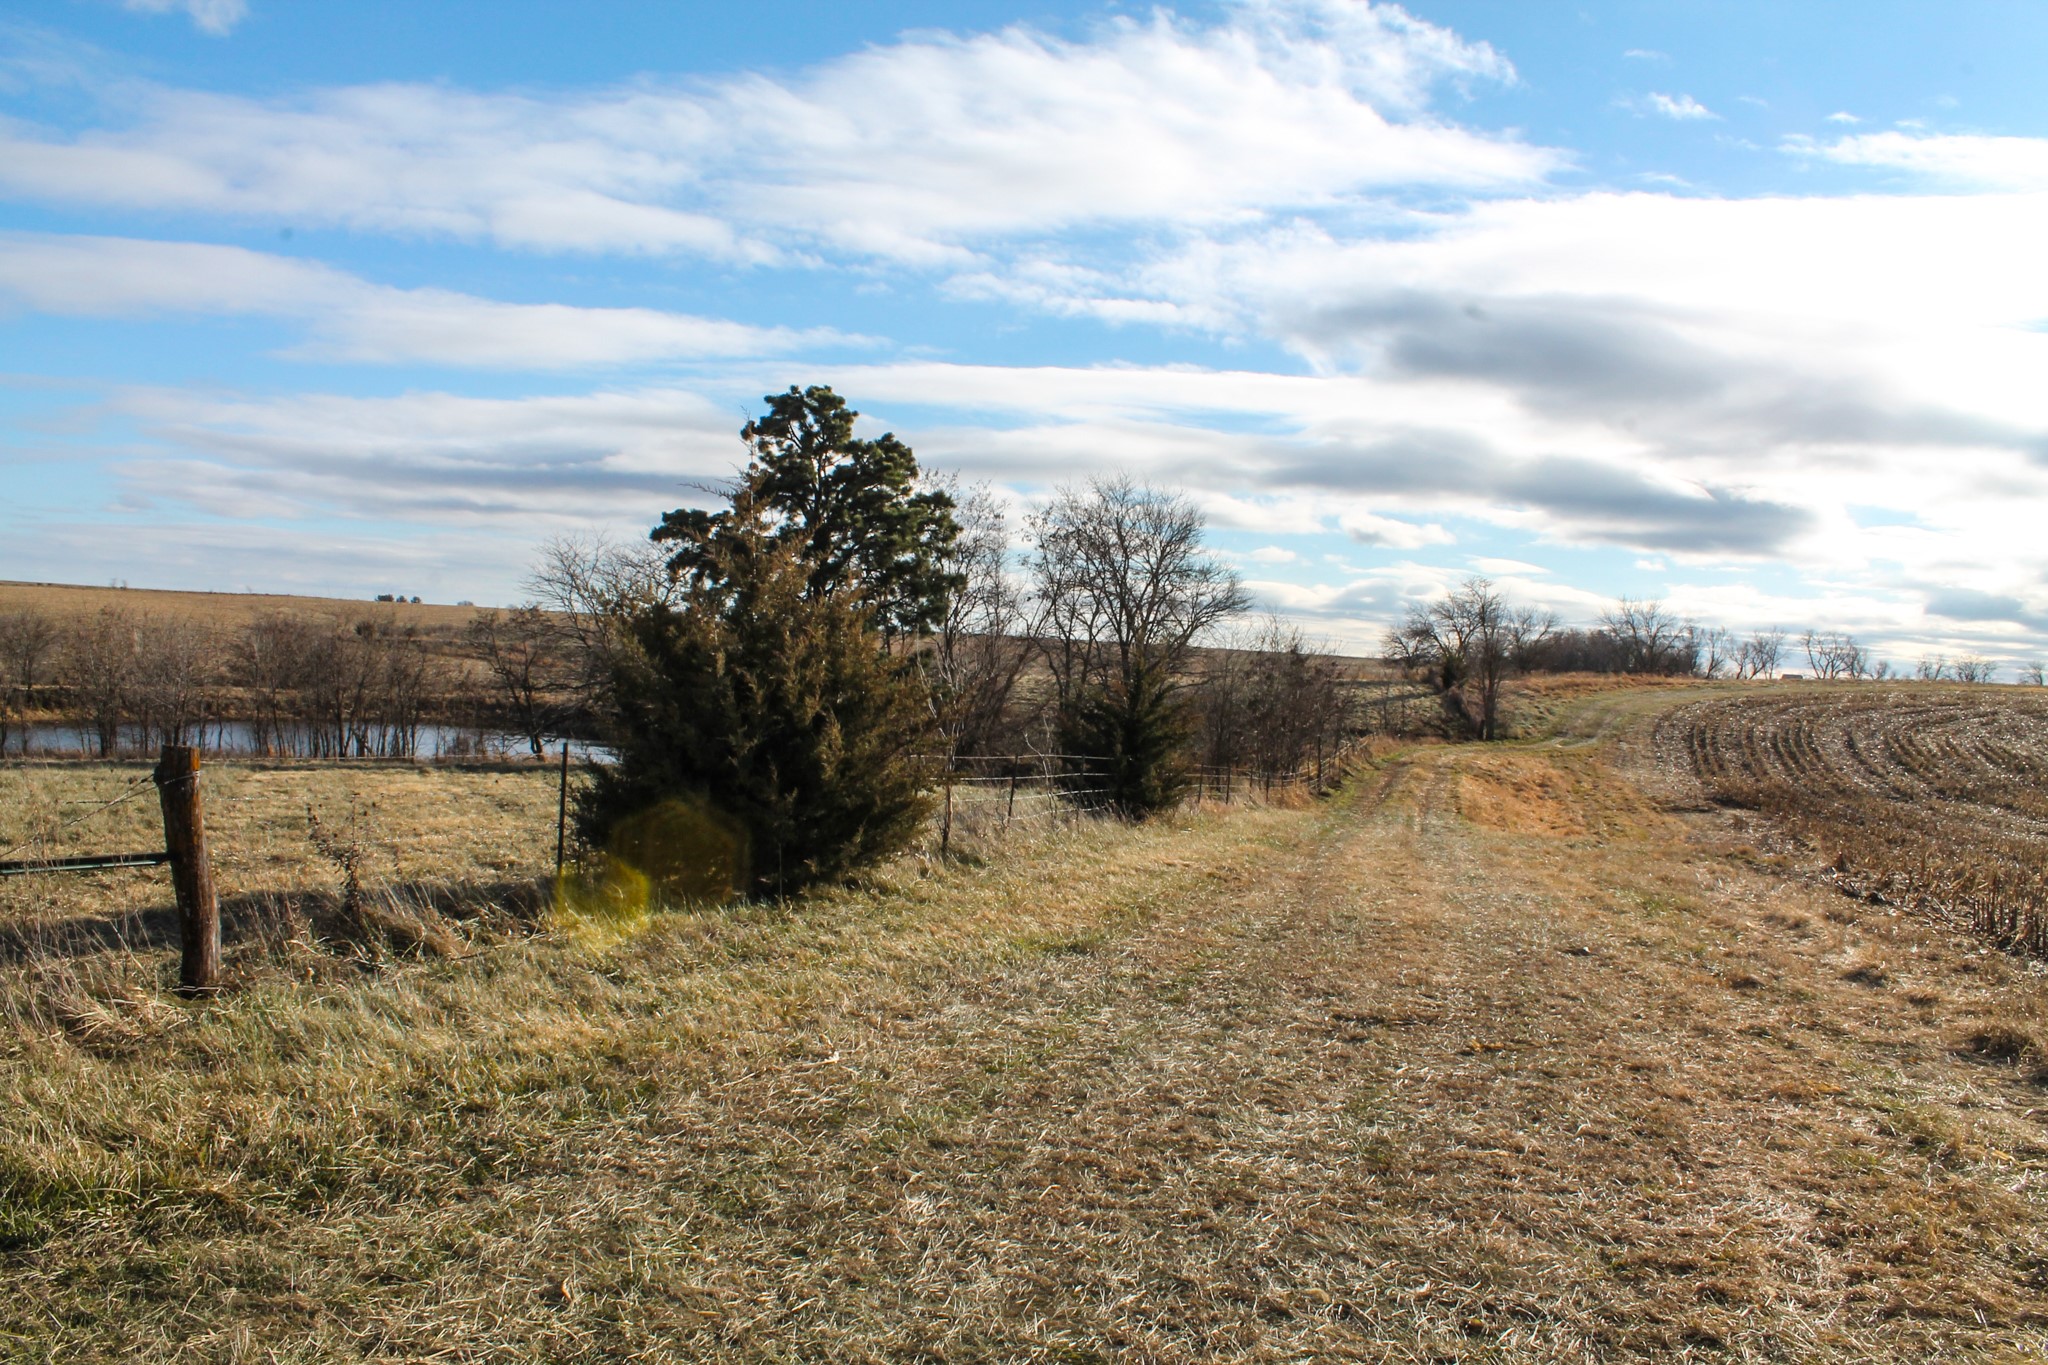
578;529;936;900
582;387;958;900
1057;662;1191;818
653;385;962;641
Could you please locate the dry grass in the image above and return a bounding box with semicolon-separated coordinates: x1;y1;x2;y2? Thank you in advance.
0;580;484;633
0;759;563;929
2;700;2047;1360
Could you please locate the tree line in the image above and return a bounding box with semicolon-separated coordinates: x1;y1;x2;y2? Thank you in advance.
0;605;488;759
1384;580;2043;744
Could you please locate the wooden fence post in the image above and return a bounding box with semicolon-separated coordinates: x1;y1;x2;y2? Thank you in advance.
153;744;220;996
556;741;570;882
941;771;955;860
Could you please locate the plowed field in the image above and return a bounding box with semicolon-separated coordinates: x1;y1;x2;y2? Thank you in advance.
1659;684;2048;955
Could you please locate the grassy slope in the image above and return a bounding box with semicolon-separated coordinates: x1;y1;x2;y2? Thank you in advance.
4;691;2048;1360
0;581;485;632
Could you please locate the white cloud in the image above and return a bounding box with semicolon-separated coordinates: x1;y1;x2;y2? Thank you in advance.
1622;49;1668;62
44;350;2048;659
0;233;849;367
123;0;247;37
107;384;749;526
1825;111;1861;125
1243;545;1300;563
1644;92;1717;121
1788;131;2048;192
0;1;1550;264
1340;508;1455;548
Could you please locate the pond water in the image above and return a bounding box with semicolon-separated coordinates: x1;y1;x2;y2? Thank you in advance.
4;721;612;763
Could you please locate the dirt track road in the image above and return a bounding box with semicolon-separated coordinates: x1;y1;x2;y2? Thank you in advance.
686;734;2048;1361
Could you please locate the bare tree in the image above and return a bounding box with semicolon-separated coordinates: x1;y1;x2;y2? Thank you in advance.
1803;629;1870;680
2020;661;2047;687
466;604;574;757
0;609;59;706
130;615;218;748
1915;654;1949;681
1236;618;1355;787
1602;598;1690;674
1690;623;1735;679
527;533;674;720
1736;627;1784;680
1386;577;1555;740
1953;655;1996;684
927;483;1038;760
0;609;61;755
302;618;439;757
1028;477;1249;814
1029;477;1249;700
231;613;321;755
64;607;137;756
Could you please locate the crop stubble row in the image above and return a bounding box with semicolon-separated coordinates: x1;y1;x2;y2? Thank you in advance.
1661;685;2048;955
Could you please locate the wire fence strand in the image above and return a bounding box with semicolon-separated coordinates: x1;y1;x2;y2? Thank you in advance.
0;772;160;865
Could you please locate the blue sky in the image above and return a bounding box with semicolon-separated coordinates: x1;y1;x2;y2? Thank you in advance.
5;1;2048;667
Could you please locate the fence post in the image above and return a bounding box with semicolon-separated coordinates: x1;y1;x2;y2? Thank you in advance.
556;741;570;881
941;771;955;859
1006;766;1019;825
153;744;219;996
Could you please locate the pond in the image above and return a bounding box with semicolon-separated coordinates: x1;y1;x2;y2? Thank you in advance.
4;721;612;763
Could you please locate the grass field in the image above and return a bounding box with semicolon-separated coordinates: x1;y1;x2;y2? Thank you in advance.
0;580;486;633
3;685;2047;1360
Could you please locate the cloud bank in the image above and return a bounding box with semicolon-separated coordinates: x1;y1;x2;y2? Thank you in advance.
0;1;1550;265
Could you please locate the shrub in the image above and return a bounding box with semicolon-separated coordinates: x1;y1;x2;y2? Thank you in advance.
577;537;937;900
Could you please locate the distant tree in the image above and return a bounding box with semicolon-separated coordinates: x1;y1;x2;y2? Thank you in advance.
1689;623;1735;679
1602;597;1694;674
130;615;216;748
302;619;437;758
231;613;320;756
0;609;60;755
653;385;962;643
0;609;59;705
926;482;1038;760
1386;577;1554;740
465;604;574;756
528;533;676;718
64;607;137;756
1803;629;1870;680
1028;477;1248;816
1915;654;1949;682
1737;628;1785;680
1953;655;1996;684
1235;618;1354;787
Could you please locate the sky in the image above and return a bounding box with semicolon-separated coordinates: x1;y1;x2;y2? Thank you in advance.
4;0;2048;669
